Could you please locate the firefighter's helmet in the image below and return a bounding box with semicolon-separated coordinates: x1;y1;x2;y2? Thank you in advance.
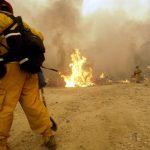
0;0;13;14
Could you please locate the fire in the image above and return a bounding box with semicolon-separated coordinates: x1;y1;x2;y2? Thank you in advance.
120;80;130;84
147;66;150;69
99;72;105;79
61;49;94;87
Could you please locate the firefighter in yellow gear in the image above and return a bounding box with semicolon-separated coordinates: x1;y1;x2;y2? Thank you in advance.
0;1;56;150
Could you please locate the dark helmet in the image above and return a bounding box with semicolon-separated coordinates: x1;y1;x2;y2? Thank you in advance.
0;0;4;3
0;0;13;14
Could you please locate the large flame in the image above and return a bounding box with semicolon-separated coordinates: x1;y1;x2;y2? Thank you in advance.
61;49;94;87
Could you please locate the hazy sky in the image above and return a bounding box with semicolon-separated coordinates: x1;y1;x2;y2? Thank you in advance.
82;0;149;20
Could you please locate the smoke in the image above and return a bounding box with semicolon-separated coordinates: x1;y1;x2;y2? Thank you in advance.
8;0;150;81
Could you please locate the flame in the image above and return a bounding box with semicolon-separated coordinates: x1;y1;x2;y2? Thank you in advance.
61;49;94;87
147;66;150;69
120;80;130;84
99;72;105;79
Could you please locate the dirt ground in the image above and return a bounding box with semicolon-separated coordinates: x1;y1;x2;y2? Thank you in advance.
9;82;150;150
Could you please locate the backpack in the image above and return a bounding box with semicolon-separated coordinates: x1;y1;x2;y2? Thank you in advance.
0;12;45;73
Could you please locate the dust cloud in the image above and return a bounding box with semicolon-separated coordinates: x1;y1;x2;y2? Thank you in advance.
8;0;150;82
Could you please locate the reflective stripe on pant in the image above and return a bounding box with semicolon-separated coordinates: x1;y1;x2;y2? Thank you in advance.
0;63;52;139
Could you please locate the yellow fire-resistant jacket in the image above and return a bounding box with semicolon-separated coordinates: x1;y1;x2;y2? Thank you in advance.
0;11;44;55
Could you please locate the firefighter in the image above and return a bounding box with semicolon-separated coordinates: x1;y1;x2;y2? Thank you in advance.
0;1;56;150
134;65;142;83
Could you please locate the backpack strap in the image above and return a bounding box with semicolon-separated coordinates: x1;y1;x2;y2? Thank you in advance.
0;21;16;37
0;41;9;50
0;12;17;50
0;12;24;31
0;12;17;36
14;16;27;33
0;19;16;50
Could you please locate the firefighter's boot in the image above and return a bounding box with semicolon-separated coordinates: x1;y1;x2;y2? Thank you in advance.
43;135;56;150
0;139;9;150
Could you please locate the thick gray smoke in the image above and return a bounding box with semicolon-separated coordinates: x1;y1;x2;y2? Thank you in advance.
8;0;150;83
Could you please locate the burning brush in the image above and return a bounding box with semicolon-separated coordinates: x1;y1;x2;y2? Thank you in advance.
61;49;95;87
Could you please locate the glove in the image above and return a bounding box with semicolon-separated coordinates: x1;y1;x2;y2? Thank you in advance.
0;58;6;79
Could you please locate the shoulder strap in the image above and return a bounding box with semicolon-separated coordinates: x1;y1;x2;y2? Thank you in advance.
15;16;23;26
0;12;17;50
0;41;9;50
0;12;17;36
2;13;25;32
15;16;25;31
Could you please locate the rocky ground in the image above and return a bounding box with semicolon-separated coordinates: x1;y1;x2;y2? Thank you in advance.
9;82;150;150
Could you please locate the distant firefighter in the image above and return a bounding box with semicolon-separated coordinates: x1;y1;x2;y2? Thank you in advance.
133;65;143;83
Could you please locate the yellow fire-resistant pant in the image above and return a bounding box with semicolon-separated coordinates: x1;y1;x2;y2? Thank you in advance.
0;63;53;141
